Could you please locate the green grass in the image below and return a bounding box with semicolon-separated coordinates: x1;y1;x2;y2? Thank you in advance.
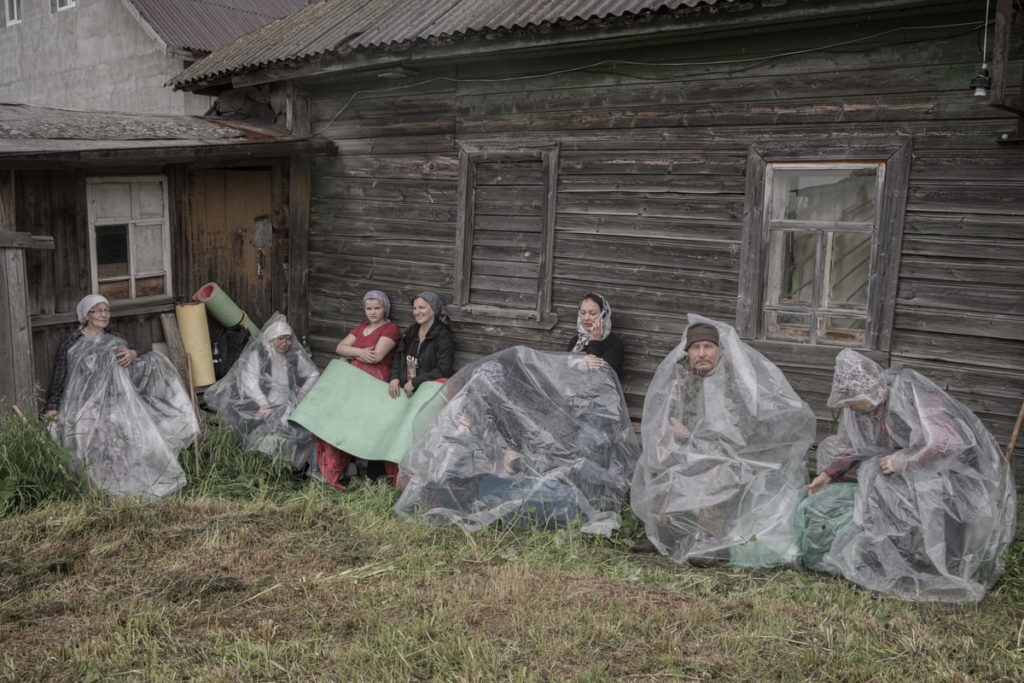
0;413;1022;681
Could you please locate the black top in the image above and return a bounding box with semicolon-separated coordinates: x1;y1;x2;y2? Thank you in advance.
390;321;455;390
46;328;143;411
566;332;625;377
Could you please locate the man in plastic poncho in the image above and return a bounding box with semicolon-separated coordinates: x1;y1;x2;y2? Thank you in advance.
631;315;816;568
794;349;1016;602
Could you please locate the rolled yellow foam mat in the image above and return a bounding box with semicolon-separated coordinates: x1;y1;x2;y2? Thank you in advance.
175;301;216;387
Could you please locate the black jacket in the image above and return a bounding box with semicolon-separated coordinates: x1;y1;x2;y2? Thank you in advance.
390;321;455;389
566;332;625;377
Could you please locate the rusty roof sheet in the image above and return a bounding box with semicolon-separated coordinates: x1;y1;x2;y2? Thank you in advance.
129;0;310;54
175;0;730;88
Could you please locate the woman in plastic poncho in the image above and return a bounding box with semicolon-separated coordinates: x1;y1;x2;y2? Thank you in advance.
794;349;1016;602
394;345;640;536
46;294;198;499
205;312;320;472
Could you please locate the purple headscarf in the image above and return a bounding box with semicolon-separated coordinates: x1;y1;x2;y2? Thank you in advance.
363;290;392;321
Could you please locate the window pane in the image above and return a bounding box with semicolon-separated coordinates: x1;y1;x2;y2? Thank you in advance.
824;232;870;311
135;276;166;297
766;230;816;306
132;223;165;275
770;168;877;222
818;317;866;347
99;280;130;301
764;311;811;343
136;182;165;219
91;183;132;220
95;224;129;279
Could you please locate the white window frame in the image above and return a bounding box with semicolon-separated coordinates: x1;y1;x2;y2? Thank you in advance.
5;0;21;26
86;175;173;302
737;138;911;351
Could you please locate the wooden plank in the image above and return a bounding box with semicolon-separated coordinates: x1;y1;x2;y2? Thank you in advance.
160;312;190;386
288;155;311;338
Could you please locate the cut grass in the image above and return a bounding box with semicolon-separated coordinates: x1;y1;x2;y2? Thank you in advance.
0;415;1021;680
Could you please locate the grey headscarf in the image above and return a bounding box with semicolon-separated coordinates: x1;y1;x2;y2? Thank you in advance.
363;290;392;321
415;291;450;326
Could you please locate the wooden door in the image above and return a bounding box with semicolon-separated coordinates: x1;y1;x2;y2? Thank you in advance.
182;168;277;327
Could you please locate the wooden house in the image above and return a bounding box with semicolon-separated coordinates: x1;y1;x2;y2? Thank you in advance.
0;102;334;409
131;0;1024;485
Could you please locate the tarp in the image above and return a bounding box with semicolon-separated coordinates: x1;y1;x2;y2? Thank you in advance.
630;315;815;567
204;312;319;470
394;346;641;536
797;349;1017;603
49;334;197;499
289;358;444;465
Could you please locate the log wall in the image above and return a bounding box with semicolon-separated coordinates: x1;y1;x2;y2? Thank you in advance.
300;7;1024;484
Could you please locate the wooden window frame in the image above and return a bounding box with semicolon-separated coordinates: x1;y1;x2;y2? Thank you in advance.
52;0;74;11
450;142;559;329
5;0;21;26
736;138;911;351
86;175;173;303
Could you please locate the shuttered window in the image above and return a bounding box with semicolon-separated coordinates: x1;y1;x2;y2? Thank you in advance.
737;139;911;351
452;144;559;329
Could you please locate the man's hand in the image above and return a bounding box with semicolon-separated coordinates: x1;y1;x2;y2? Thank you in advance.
669;417;688;439
808;472;831;495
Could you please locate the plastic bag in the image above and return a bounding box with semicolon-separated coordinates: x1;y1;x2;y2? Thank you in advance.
630;315;815;567
800;349;1017;602
394;346;641;536
205;312;319;470
50;334;197;499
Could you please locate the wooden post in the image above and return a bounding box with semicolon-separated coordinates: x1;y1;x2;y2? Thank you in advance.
0;171;54;410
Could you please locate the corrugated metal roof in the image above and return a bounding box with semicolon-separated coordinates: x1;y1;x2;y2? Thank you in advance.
175;0;729;88
129;0;310;54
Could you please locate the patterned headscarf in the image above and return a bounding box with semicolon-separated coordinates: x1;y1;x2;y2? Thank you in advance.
827;348;887;408
76;294;109;324
572;293;612;353
363;290;391;321
414;291;450;326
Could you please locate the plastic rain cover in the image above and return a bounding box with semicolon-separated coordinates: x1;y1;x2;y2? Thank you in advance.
800;349;1016;602
630;315;815;567
49;334;198;499
205;312;319;470
394;346;641;536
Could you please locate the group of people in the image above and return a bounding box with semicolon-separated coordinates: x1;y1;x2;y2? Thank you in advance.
45;290;1016;603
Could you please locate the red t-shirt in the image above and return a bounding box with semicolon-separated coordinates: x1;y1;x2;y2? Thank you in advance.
348;321;401;381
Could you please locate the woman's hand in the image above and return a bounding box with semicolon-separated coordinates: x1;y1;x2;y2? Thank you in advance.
807;472;831;495
669;417;688;439
403;380;415;397
115;347;137;367
581;354;604;371
590;320;604;339
357;348;377;364
879;452;905;475
44;409;57;420
388;379;401;399
256;404;272;418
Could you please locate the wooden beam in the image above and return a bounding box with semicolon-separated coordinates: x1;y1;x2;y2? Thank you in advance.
0;172;38;409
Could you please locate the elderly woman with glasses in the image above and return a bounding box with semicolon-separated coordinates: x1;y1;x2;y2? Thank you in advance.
45;294;199;499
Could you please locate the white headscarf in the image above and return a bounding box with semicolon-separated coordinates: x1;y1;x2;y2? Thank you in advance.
76;294;109;324
572;293;612;353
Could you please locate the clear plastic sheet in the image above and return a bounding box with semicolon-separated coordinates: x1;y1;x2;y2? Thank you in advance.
205;312;320;470
801;349;1017;602
49;334;197;499
630;315;815;567
394;346;641;535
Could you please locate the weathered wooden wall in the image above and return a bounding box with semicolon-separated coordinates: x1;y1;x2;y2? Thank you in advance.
300;7;1023;484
